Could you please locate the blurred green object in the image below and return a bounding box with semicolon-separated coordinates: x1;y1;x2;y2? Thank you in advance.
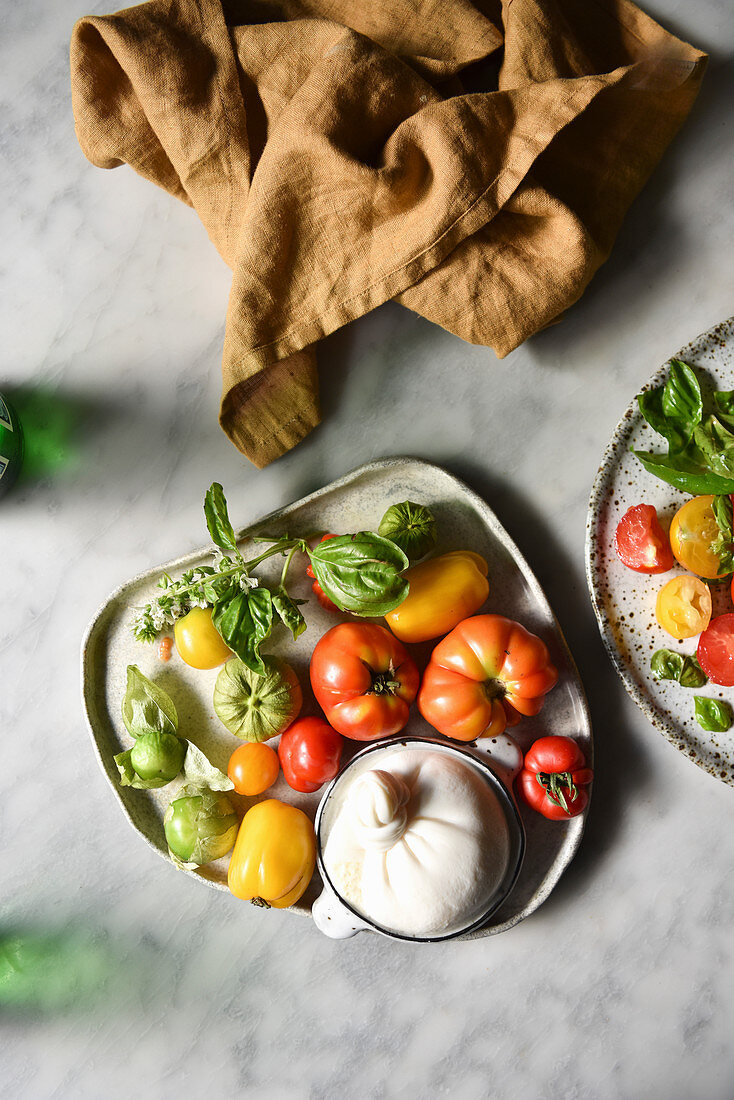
0;393;24;497
3;385;91;485
0;930;108;1013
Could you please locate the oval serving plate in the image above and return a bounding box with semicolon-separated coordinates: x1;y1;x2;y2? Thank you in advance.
586;317;734;787
82;457;592;937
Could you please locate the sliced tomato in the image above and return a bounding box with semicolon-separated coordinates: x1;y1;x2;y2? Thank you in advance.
668;495;728;580
697;613;734;686
655;574;712;640
614;504;674;574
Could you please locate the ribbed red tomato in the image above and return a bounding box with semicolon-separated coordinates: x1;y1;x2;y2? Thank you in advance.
418;614;558;741
310;622;419;740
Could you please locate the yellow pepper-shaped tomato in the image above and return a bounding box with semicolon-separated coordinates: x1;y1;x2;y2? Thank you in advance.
384;551;489;643
228;799;316;908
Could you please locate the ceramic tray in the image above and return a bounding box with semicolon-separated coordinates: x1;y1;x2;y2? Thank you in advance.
82;457;592;937
586;318;734;787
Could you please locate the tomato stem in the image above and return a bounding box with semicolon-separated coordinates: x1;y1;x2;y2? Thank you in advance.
534;771;577;813
369;665;402;696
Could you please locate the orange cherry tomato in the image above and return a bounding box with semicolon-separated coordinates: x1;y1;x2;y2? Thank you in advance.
418;614;558;741
668;496;726;580
655;574;712;640
228;742;280;796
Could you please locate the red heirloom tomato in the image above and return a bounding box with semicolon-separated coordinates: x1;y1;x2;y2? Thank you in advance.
697;613;734;686
614;504;674;574
306;534;339;612
418;614;558;741
278;717;343;793
310;622;420;740
518;736;592;820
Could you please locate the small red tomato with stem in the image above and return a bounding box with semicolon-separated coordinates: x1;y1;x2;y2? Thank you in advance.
518;736;593;820
310;622;420;740
278;717;343;793
697;613;734;686
614;504;674;574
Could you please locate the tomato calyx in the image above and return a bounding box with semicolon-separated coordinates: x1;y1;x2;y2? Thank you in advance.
368;663;403;696
534;770;578;813
482;677;507;703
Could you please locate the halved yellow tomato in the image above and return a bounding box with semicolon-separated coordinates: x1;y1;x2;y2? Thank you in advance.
668;495;724;579
655;574;712;640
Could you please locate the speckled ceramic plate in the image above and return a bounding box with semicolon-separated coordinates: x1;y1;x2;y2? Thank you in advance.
82;457;592;937
586;318;734;786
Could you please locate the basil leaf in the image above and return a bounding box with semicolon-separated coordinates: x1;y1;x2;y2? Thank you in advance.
694;696;733;733
204;482;238;554
692;418;734;481
212;586;273;676
637;361;702;451
121;665;178;739
661;360;703;445
308;532;409;616
272;587;307;640
679;656;708;689
710;494;734;576
113;749;171;789
182;742;234;791
651;649;684;681
713;390;734;431
633;448;734;496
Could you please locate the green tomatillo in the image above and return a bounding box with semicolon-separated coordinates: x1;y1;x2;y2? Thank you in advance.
213;655;302;742
129;731;186;782
164;785;239;866
378;500;436;562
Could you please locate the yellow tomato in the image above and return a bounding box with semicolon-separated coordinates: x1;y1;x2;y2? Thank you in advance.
174;607;232;669
228;799;316;908
668;496;724;579
655;574;712;640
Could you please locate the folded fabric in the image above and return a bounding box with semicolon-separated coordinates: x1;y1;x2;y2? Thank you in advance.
71;0;706;467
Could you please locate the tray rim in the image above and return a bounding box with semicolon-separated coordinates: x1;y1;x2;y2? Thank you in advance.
81;455;593;935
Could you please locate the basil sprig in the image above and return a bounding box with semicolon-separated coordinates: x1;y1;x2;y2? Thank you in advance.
634;360;734;495
651;650;708;688
134;484;412;676
694;696;734;733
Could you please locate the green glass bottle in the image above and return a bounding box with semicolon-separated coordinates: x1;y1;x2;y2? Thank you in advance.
0;393;24;498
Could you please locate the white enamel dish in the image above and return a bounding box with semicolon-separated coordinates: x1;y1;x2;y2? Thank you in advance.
82;456;593;937
586;317;734;787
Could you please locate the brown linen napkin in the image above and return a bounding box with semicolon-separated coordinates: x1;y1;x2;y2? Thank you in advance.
71;0;706;468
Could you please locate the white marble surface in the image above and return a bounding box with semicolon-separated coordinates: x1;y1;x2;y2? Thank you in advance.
2;1;734;1096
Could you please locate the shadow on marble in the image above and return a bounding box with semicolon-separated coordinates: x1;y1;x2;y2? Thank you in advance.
445;458;654;912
